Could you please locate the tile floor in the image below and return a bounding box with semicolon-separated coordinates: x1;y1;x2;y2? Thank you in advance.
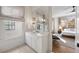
6;44;35;53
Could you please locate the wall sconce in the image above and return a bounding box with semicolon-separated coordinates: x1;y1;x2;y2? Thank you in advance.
32;17;36;24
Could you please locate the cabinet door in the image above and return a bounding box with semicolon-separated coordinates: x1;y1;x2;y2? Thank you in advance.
31;34;42;52
31;34;37;51
42;35;48;52
36;36;42;53
25;33;32;47
37;34;48;53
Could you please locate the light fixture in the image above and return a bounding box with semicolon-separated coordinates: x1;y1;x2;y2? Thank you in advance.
42;14;46;23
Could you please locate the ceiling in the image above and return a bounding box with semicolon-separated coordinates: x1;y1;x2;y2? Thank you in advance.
52;6;72;15
52;6;76;17
31;6;74;17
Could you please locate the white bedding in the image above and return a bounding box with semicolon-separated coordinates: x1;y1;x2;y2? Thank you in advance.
62;28;76;36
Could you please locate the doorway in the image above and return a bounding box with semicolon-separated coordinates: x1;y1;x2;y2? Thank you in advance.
52;6;76;53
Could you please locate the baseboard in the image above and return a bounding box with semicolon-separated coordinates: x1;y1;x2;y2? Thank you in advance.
25;43;37;53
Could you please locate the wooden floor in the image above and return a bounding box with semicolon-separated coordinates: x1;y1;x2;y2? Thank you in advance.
52;37;75;53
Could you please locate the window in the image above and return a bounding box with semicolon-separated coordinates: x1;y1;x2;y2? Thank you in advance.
5;20;15;30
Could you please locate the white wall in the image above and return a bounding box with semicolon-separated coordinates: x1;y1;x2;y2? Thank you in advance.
75;6;78;52
24;7;33;32
48;7;52;52
52;18;54;32
75;6;79;52
54;17;59;33
0;20;24;52
75;18;79;52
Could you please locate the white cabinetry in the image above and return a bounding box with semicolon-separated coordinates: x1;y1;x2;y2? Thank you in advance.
25;32;32;47
31;34;37;51
25;32;48;53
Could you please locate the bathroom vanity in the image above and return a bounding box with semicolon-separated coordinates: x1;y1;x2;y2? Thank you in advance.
25;13;49;52
25;32;48;53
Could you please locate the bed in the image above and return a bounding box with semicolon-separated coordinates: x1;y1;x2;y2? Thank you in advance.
62;28;76;38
